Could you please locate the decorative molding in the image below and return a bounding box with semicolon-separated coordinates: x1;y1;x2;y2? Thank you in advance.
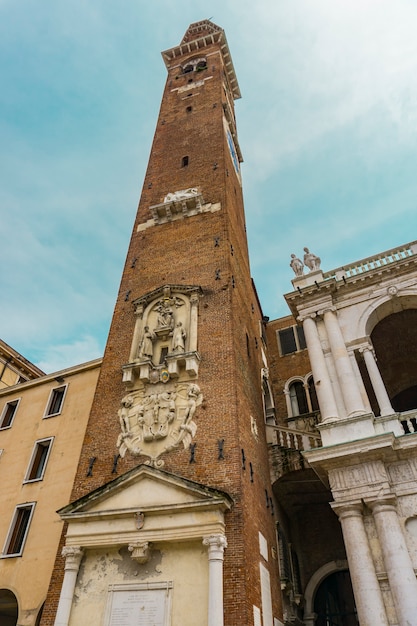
128;541;151;564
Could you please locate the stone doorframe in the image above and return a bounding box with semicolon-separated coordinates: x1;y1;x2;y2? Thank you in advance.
303;559;348;626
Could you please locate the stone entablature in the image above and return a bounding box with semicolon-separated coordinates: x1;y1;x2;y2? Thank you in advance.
137;198;221;231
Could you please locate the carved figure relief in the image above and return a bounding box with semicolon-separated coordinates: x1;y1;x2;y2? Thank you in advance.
121;285;203;462
164;188;198;203
117;383;203;466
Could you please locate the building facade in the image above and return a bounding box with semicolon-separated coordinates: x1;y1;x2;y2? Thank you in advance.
0;358;101;626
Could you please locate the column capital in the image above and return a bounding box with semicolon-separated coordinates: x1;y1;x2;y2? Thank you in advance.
366;496;397;513
297;313;316;323
317;305;337;317
61;546;83;570
203;534;228;555
331;501;364;520
358;343;374;356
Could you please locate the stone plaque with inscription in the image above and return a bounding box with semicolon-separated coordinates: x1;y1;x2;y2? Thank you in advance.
105;583;172;626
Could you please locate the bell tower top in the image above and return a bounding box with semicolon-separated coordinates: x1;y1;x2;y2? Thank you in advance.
161;19;241;100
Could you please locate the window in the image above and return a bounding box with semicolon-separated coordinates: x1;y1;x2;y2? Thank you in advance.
277;325;306;356
0;399;20;429
24;438;53;482
44;385;67;417
2;503;35;556
181;155;189;167
287;375;319;417
289;381;309;416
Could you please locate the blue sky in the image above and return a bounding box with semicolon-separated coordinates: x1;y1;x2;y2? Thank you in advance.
1;0;417;372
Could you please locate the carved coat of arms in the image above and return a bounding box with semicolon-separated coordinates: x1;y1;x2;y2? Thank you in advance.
117;383;202;467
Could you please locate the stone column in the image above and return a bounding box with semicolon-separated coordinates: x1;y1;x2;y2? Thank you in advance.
54;546;83;626
203;534;227;626
369;498;417;626
321;308;366;417
300;315;339;422
188;292;199;352
360;346;394;416
348;350;372;413
283;388;293;418
129;304;144;362
331;503;389;626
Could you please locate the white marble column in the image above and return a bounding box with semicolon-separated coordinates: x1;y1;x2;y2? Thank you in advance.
360;346;394;416
203;534;227;626
332;503;389;626
370;499;417;626
348;350;372;413
300;315;339;422
54;546;83;626
321;308;366;417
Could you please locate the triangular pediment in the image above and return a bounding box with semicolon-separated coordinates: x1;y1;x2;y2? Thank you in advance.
58;464;232;519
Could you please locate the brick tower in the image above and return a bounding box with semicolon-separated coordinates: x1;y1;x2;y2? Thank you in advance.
43;21;282;626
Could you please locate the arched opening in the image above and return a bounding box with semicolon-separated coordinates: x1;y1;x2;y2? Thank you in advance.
371;309;417;412
0;589;18;626
314;570;358;625
289;380;308;416
35;602;45;626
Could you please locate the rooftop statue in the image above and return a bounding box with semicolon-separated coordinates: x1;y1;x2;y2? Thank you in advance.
290;254;304;277
303;247;321;272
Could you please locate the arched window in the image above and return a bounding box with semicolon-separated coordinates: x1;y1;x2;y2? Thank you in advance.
289;381;308;416
287;375;318;417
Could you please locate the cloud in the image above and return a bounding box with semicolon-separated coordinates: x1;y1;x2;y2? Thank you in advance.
35;335;103;374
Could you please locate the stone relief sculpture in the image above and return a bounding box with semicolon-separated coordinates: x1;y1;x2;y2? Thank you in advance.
121;285;203;462
117;383;203;466
290;254;304;276
164;188;199;203
303;247;321;271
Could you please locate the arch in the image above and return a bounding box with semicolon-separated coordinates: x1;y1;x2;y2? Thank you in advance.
284;373;318;418
355;292;417;339
303;560;348;625
35;601;45;626
0;589;18;626
371;308;417;411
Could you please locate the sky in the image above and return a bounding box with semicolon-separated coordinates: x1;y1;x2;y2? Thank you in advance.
1;0;417;373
